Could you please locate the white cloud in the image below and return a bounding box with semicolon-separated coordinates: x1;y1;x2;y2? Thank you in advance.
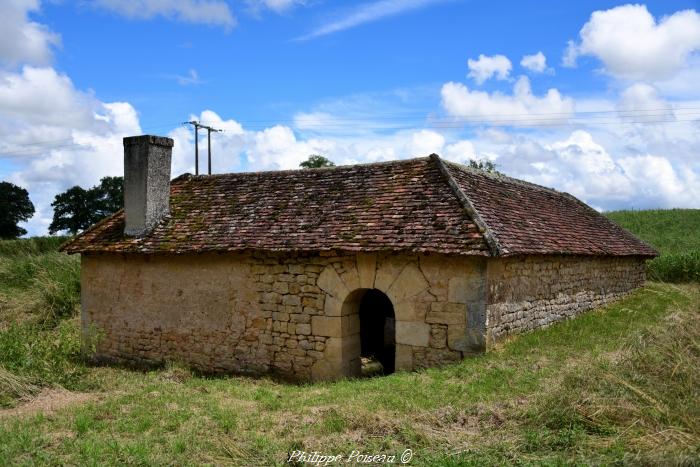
248;0;304;14
564;4;700;80
93;0;236;29
441;76;574;125
246;125;335;170
296;0;448;41
467;54;512;84
410;129;444;156
617;83;673;123
0;0;60;66
176;69;202;86
443;140;477;162
474;129;700;210
0;65;144;235
520;51;548;73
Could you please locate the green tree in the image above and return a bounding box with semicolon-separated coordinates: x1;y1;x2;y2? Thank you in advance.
468;159;501;174
0;181;35;239
300;154;335;169
49;176;123;235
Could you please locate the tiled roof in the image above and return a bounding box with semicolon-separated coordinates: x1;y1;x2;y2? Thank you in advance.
61;155;657;257
442;159;658;257
61;157;490;256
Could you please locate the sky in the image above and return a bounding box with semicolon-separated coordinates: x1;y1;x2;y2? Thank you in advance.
1;0;699;236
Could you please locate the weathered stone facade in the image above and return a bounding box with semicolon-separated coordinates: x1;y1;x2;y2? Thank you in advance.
485;255;647;342
81;251;647;380
81;251;487;380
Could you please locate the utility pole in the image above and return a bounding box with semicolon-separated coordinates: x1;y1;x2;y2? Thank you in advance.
184;121;222;175
205;126;222;175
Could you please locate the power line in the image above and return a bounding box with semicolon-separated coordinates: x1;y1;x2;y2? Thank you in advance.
183;121;222;175
0;107;698;157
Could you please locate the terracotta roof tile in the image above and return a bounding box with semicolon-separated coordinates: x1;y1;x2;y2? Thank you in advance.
62;157;490;256
443;159;657;257
61;155;657;258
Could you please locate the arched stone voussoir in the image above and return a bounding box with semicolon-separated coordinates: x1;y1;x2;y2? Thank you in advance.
317;265;350;299
386;263;429;304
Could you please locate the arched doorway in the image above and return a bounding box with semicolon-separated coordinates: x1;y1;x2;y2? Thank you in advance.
357;289;395;375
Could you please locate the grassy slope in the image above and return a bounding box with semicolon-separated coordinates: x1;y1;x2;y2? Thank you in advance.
606;209;700;282
0;236;699;465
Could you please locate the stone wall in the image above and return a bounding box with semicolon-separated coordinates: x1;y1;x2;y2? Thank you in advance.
485;255;647;342
81;251;486;380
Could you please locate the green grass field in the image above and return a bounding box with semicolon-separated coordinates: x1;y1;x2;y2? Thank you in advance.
1;214;699;465
606;208;700;282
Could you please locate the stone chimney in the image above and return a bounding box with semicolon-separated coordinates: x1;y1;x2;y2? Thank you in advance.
123;135;173;237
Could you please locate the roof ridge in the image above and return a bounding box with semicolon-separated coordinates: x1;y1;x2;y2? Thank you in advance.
429;154;501;256
175;156;432;181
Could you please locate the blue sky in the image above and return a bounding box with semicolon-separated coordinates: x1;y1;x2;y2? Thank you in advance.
1;0;699;235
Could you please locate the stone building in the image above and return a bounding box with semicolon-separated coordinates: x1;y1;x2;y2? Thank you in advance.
62;135;657;380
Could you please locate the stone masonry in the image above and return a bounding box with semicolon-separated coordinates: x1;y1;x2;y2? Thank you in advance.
485;255;647;342
81;250;647;380
81;251;486;381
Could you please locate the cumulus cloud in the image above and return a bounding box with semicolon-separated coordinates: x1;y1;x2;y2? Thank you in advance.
564;4;700;80
93;0;236;29
479;130;700;210
441;75;574;125
520;51;548;73
410;129;444;156
245;125;335;170
617;83;674;123
467;54;512;84
0;0;60;66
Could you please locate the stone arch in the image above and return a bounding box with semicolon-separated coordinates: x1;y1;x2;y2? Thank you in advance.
312;257;433;380
340;288;396;376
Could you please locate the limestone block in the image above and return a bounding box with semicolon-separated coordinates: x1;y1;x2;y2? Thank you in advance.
447;325;469;351
387;264;429;304
356;253;377;288
374;257;410;292
250;318;267;329
448;276;482;304
272;282;288;294
340;267;361;293
296;323;311;335
282;295;301;306
395;321;430;347
426;310;465;325
395;344;413;371
394;300;427;322
430;325;447;349
317;266;349;298
312;315;359;337
324;296;343;317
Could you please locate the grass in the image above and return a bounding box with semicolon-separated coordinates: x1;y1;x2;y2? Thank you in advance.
0;236;79;327
0;235;699;465
606;209;700;282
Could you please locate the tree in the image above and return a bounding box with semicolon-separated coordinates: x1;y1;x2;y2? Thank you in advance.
49;176;123;235
468;159;501;175
300;154;335;169
0;181;35;239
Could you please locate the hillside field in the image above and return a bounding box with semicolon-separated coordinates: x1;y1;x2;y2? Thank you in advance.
606;208;700;282
0;211;699;465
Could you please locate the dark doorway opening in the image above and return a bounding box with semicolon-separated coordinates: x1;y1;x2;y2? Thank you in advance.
358;289;395;375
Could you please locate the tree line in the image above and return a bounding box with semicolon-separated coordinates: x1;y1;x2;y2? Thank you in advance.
1;154;498;239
